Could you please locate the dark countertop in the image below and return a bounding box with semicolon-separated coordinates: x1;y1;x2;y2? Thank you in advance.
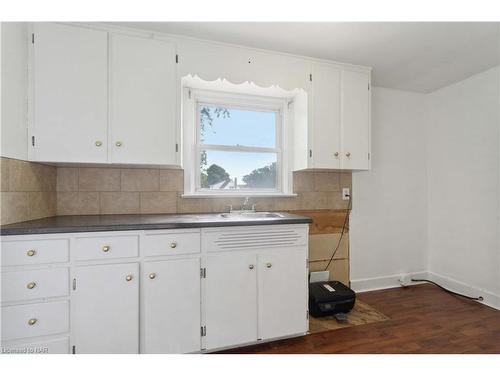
0;212;312;236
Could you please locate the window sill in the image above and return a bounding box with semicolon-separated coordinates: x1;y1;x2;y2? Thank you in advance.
181;192;298;198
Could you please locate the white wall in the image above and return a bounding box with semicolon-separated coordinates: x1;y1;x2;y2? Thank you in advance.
427;66;500;306
350;87;428;291
0;22;28;160
351;70;500;308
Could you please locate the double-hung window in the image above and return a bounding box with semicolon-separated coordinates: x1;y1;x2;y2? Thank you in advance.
183;88;292;196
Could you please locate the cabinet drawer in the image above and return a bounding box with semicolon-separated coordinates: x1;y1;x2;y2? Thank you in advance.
1;301;69;341
2;268;69;303
1;337;69;354
74;234;139;261
142;231;200;257
1;239;69;266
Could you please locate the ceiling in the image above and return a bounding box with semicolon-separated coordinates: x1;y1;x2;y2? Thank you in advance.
116;22;499;93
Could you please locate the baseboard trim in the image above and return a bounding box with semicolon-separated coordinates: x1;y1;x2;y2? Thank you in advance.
351;271;500;311
426;272;500;311
350;271;429;293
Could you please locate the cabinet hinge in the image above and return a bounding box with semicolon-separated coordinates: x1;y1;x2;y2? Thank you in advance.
309;73;312;82
306;259;309;268
368;153;371;160
72;278;76;291
200;268;206;278
175;54;179;64
188;89;192;100
31;136;35;147
72;345;76;354
32;33;34;44
309;149;312;158
306;311;309;319
175;143;179;152
201;326;206;337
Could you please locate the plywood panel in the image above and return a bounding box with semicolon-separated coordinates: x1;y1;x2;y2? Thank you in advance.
309;233;349;261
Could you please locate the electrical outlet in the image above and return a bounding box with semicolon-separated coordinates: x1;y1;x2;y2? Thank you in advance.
342;188;350;200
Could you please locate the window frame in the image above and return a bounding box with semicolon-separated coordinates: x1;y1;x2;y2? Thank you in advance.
182;88;294;197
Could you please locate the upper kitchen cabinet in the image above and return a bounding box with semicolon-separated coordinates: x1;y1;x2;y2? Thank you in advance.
309;63;342;169
109;34;177;165
341;70;371;170
300;62;371;171
32;23;108;163
30;24;178;166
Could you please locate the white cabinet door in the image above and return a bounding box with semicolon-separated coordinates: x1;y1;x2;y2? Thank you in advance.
110;34;177;165
142;258;201;353
33;23;108;163
259;249;308;340
204;253;258;350
341;70;370;170
73;263;139;353
310;63;342;169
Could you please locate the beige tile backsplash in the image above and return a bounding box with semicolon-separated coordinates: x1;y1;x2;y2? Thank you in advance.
1;158;57;224
1;157;352;224
55;166;351;215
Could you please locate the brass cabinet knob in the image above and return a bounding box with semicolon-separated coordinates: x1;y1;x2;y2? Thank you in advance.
149;273;156;280
249;264;254;270
334;152;339;158
125;275;133;282
27;282;37;290
266;263;272;269
346;152;351;158
170;242;177;249
27;249;36;257
28;318;37;326
95;140;103;147
102;245;110;252
115;141;123;147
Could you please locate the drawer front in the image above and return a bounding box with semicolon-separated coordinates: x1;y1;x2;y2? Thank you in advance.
1;239;69;266
142;231;200;257
74;235;139;261
2;268;69;303
1;301;69;341
203;225;308;252
1;337;69;354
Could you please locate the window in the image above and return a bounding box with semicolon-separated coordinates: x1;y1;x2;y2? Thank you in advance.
183;88;294;196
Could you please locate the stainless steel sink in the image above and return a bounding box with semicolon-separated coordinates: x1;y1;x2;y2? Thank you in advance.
219;212;284;219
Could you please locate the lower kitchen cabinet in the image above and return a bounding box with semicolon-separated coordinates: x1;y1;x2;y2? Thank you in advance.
72;263;139;354
1;224;309;353
204;253;258;350
259;249;308;340
142;258;201;354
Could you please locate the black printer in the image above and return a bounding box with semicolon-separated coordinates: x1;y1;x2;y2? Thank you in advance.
309;281;356;317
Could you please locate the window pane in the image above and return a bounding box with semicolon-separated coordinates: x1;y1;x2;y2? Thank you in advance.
199;105;276;148
200;150;277;190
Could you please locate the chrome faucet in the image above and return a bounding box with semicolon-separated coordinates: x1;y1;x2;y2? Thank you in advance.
241;197;256;212
227;197;256;213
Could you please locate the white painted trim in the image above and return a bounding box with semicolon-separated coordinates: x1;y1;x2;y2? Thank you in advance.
350;271;429;293
181;193;297;198
351;270;500;311
426;272;500;311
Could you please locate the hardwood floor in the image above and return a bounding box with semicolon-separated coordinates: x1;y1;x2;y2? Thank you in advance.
219;284;500;354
